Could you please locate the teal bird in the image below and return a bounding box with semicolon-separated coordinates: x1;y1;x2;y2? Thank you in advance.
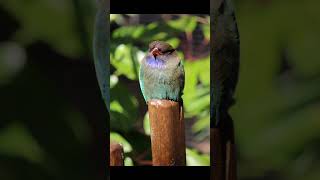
211;0;240;127
93;0;109;111
139;41;185;103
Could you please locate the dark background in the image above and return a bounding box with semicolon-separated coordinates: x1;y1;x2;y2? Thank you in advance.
233;0;320;180
0;0;107;179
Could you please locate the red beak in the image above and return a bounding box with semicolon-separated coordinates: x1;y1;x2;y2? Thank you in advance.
151;48;162;58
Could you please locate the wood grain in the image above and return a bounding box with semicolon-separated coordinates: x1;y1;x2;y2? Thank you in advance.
110;142;124;166
148;99;186;166
211;128;225;180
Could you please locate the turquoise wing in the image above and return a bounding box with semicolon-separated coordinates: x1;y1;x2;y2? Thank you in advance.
211;0;240;127
93;7;109;111
139;63;147;102
179;60;185;98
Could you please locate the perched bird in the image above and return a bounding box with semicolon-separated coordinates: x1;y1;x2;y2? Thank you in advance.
93;0;109;111
211;0;240;127
211;1;240;179
139;41;185;104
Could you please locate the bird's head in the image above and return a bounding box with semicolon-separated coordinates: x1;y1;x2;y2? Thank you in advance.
148;41;175;60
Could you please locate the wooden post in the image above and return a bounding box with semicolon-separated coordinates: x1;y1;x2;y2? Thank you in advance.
211;116;237;180
211;128;225;180
226;141;237;180
110;142;124;166
225;119;237;180
148;99;186;166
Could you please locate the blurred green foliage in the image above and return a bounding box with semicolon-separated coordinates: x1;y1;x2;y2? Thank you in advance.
0;0;94;58
110;14;210;166
232;0;320;179
0;0;105;179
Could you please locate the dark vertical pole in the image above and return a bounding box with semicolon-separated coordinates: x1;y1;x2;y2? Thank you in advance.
148;99;186;166
211;118;237;180
211;128;225;180
225;117;236;180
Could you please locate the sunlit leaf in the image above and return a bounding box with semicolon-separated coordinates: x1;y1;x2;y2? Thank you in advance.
192;115;210;133
186;148;210;166
124;157;134;166
201;23;210;40
165;38;180;49
110;132;132;153
0;122;45;164
167;15;197;33
143;112;150;136
110;74;118;88
111;44;139;80
112;25;145;39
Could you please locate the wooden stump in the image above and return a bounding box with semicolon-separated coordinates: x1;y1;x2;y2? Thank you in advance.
211;117;237;180
110;142;124;166
211;128;224;180
148;99;186;166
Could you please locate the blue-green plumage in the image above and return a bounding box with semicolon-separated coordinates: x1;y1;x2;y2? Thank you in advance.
211;0;240;127
139;41;184;103
93;0;109;111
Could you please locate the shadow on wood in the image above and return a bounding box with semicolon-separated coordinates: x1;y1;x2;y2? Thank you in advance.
110;142;124;166
211;128;224;180
148;99;186;166
211;115;237;180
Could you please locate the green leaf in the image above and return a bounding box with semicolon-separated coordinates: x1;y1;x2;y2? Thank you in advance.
110;74;118;88
183;61;198;102
0;0;93;58
110;101;124;114
110;81;138;132
198;57;210;85
167;15;197;33
0;122;45;164
112;25;146;39
201;23;210;40
0;42;26;85
186;148;210;166
124;157;134;166
110;132;132;153
192;115;210;133
143;112;150;136
152;32;168;40
186;93;210;115
111;44;139;80
165;38;180;49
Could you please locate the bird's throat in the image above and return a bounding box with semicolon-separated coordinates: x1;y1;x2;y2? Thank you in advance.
146;56;165;69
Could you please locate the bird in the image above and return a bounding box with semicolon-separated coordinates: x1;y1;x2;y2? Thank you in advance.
211;1;240;179
211;0;240;127
93;0;109;111
139;41;185;104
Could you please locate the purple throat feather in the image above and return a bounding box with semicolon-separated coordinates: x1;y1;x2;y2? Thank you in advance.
146;56;165;69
